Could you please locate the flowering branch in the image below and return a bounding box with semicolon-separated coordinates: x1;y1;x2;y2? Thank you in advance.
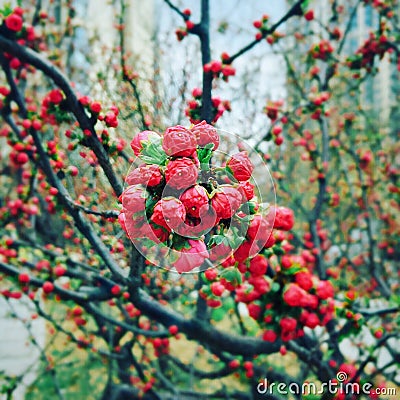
225;0;306;64
0;35;124;197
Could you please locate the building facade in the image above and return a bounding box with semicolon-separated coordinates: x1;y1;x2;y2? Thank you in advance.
286;0;398;127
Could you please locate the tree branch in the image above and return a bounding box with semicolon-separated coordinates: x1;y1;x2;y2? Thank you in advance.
226;0;306;64
0;35;124;197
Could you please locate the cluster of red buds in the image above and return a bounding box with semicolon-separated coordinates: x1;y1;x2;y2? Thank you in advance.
175;8;194;41
203;53;236;82
185;88;231;125
264;99;284;122
347;32;390;72
40;90;123;155
0;7;37;72
307;90;331;120
119;121;275;273
199;203;335;342
263;100;286;145
253;15;284;44
118;123;335;341
78;95;119;128
253;14;270;41
0;6;47;52
309;39;334;61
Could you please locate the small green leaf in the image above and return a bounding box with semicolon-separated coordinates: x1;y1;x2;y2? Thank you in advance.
270;282;280;293
228;235;245;249
197;143;214;166
211;307;225;321
0;4;13;17
247;202;258;214
208;235;227;246
273;244;285;256
300;0;311;14
145;195;159;212
220;267;242;286
140;136;168;165
282;265;304;275
264;248;274;257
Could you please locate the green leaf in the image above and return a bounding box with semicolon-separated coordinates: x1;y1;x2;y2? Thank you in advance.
264;248;274;257
225;226;246;248
0;4;13;17
197;143;214;167
270;282;280;293
228;235;245;249
208;234;227;246
145;195;159;213
139;154;166;164
273;244;285;256
234;212;252;223
211;307;225;322
222;295;235;310
300;0;311;13
247;202;258;214
200;284;211;296
220;267;242;286
140;135;168;165
69;278;82;290
282;265;304;276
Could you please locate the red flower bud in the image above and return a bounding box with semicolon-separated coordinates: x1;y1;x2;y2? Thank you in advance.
316;280;334;299
272;206;294;231
18;273;30;284
204;268;218;281
283;283;310;307
192;87;202;98
126;164;163;187
130;130;160;156
121;185;148;214
249;254;268;276
211;185;242;219
169;325;179;335
173;239;209;273
246;214;273;245
226;151;254;181
304;10;314;21
162;125;197;157
185;20;194;30
42;281;54;294
151;197;186;232
48;89;63;104
295;271;314;291
5;13;23;32
191;120;219;150
90;102;102;113
179;185;209;218
165;157;198;190
280;317;297;332
238;181;255;201
262;330;277;342
210;282;225;296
